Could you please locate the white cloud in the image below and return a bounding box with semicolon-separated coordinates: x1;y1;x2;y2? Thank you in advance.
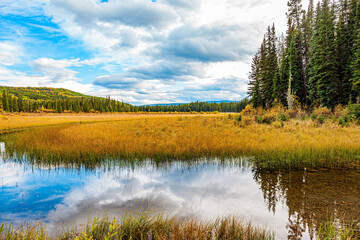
0;65;95;95
0;0;310;104
0;42;23;66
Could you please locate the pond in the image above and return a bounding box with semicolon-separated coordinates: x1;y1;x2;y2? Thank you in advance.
0;142;359;239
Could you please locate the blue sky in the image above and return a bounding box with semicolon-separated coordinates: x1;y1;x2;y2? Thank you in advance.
0;0;307;105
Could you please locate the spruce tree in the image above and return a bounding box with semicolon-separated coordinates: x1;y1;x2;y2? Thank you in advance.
17;95;24;112
2;90;9;112
351;29;360;95
248;52;262;107
309;0;338;108
336;0;354;104
286;0;307;105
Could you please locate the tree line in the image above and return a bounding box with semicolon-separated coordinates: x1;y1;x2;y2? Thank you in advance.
1;91;133;113
1;90;248;113
248;0;360;109
138;99;249;113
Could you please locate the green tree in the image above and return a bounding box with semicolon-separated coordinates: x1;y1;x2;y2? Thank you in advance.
2;90;9;112
17;94;24;112
308;0;338;108
351;30;360;95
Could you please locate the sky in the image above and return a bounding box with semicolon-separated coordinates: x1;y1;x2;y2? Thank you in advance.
0;0;309;105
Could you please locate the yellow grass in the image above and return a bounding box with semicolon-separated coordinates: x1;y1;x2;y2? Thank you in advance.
0;214;274;240
0;112;203;134
4;114;360;170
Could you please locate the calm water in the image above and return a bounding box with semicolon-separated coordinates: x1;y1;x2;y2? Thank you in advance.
0;143;359;239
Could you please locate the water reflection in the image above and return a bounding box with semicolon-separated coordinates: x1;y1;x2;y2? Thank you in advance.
0;151;359;239
254;169;360;239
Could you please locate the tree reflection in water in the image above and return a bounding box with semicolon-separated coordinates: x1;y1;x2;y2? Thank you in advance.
253;169;360;239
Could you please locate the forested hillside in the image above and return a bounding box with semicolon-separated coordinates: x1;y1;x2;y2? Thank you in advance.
0;86;134;113
0;86;91;101
0;86;247;113
248;0;360;109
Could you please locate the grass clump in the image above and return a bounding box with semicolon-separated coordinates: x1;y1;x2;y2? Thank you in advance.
1;215;274;240
316;219;359;240
0;222;48;240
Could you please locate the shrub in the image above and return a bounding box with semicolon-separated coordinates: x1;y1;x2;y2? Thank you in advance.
241;115;253;126
235;115;242;122
277;112;289;122
338;116;350;127
272;121;283;128
311;113;317;121
347;104;360;120
262;112;276;124
314;107;332;118
333;105;346;118
317;115;326;124
240;105;255;116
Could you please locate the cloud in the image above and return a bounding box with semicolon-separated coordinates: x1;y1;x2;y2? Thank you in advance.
161;23;256;62
0;0;45;16
0;65;95;94
49;0;178;29
41;161;289;235
0;42;23;66
0;0;308;104
31;58;82;83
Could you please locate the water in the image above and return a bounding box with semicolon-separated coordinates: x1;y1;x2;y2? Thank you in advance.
0;147;359;239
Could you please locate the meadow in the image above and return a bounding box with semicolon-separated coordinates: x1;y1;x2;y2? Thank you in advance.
2;109;360;170
0;112;201;134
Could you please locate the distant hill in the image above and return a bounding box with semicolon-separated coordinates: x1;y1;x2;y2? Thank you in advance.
0;86;95;101
0;86;135;113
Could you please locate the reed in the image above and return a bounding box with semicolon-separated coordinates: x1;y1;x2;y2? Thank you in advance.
0;214;274;240
317;219;359;240
3;114;360;170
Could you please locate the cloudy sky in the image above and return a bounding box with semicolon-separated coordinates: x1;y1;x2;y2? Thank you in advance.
0;0;308;105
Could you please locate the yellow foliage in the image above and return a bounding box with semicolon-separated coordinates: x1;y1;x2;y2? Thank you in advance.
314;106;332;117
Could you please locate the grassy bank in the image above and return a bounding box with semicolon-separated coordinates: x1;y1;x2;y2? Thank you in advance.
1;214;358;240
0;214;274;240
3;114;360;170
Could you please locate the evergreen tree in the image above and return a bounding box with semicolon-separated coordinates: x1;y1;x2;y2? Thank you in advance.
286;0;307;105
336;0;354;104
309;0;338;108
248;52;262;107
17;95;24;112
2;90;9;112
287;32;303;103
351;30;360;95
302;0;314;104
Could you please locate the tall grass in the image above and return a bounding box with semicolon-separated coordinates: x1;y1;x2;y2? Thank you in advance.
0;112;202;134
2;215;358;239
3;115;360;170
0;222;48;240
0;214;274;240
317;219;359;240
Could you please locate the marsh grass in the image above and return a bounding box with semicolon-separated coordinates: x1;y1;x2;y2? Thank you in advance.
317;219;359;240
2;114;360;170
0;112;202;134
3;114;360;170
0;222;48;240
0;214;274;240
2;214;358;240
